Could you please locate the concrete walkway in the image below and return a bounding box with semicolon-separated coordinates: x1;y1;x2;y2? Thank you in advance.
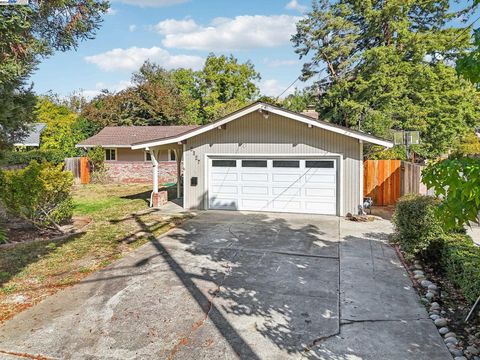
0;212;451;359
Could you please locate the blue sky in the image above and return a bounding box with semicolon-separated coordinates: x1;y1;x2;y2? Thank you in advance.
31;0;311;99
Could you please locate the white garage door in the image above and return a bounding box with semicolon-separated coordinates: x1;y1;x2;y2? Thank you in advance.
208;158;337;215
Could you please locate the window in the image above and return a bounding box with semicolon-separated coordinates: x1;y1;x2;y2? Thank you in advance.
105;148;116;161
273;160;299;168
145;151;152;161
212;160;236;167
169;149;176;161
242;160;267;167
306;160;334;168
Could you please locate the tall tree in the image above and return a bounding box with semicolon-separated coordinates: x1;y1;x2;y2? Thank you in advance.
0;0;108;149
292;0;480;158
196;54;260;121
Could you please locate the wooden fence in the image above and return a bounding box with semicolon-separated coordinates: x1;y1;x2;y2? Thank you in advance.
64;157;90;184
364;160;425;206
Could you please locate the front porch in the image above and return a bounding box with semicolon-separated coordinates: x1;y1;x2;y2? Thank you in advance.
148;144;184;208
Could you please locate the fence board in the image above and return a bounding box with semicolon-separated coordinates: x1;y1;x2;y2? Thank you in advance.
80;157;90;184
364;160;426;206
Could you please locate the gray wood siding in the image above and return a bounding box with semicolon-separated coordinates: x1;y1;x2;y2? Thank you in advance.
184;112;362;215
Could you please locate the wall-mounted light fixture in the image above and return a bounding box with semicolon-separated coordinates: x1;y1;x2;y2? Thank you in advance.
259;106;270;119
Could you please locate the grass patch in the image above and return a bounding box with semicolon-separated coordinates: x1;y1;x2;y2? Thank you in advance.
0;183;187;323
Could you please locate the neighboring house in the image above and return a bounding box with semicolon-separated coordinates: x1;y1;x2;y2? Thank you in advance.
76;125;197;183
130;102;393;216
13;123;46;149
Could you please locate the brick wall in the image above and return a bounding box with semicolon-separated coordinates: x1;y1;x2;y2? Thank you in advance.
104;161;177;184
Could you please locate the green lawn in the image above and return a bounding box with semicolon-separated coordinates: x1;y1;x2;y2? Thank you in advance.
0;183;187;323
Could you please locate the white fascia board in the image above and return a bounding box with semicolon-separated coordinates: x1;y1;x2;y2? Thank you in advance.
131;103;263;149
14;143;39;147
131;102;393;150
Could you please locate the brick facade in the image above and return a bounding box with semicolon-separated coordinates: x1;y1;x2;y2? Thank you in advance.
104;161;177;184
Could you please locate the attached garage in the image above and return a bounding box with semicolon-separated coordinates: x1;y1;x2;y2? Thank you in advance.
208;157;337;215
132;102;393;216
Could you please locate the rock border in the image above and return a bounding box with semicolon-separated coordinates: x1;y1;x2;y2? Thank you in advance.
408;259;480;360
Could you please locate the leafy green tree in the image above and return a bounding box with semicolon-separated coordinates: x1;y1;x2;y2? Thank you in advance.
0;0;108;148
196;54;260;122
282;89;315;112
292;0;480;158
423;158;480;231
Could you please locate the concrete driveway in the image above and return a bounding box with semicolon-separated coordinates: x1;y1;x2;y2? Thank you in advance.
0;211;451;360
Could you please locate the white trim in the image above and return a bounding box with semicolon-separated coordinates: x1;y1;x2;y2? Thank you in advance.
132;103;393;150
14;143;40;147
182;143;186;209
202;153;344;216
104;148;117;161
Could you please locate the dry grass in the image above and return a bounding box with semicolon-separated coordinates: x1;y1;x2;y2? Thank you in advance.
0;183;187;323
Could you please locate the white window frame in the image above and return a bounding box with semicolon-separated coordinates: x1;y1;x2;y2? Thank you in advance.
105;148;117;161
145;150;152;162
168;149;176;161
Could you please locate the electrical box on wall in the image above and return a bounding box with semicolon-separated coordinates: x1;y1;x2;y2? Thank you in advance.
191;177;198;186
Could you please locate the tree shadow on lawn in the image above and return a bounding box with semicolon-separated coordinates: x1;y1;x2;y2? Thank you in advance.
110;211;340;359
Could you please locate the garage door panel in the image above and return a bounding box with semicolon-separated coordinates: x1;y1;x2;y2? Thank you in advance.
272;173;303;183
273;200;301;211
241;199;269;209
304;174;336;183
305;201;336;214
272;187;301;196
211;173;238;181
210;198;238;210
241;173;268;182
242;186;269;195
211;185;238;195
305;188;336;197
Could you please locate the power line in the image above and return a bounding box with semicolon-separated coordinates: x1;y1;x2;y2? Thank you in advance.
275;76;300;100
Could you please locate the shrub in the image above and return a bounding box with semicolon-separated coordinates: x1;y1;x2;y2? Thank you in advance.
0;149;65;167
392;194;444;257
0;161;74;230
87;146;104;172
433;234;480;304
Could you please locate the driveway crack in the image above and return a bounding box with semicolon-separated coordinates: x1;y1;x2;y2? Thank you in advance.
166;249;239;360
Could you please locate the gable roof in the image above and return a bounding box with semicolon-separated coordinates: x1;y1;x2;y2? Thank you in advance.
131;102;394;149
76;125;199;148
13;123;46;147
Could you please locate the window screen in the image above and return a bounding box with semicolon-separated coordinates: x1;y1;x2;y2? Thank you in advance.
145;151;152;161
273;160;300;168
212;160;237;167
242;160;267;167
306;160;334;168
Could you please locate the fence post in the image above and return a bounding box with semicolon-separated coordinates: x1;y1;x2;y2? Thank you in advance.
80;157;90;184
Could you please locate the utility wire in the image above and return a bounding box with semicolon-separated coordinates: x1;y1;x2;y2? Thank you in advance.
275;76;301;100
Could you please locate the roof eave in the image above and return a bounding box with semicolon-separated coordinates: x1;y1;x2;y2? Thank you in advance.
132;102;394;149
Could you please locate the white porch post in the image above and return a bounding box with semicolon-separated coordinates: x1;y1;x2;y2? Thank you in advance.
151;148;159;207
174;145;183;198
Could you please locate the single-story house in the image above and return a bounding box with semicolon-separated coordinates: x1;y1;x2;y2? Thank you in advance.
14;123;46;148
76;125;197;183
127;102;393;216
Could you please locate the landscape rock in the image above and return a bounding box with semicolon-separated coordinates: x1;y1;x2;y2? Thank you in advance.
425;292;435;300
428;284;438;292
445;332;457;339
467;346;480;356
421;280;433;288
449;348;464;357
430;302;441;310
413;270;424;276
454;357;467;360
439;327;450;335
430;314;440;320
434;318;448;327
445;337;458;345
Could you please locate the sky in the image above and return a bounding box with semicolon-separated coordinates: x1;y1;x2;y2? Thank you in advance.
30;0;312;99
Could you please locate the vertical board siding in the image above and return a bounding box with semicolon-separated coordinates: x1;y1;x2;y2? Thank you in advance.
184;112;362;215
80;156;90;184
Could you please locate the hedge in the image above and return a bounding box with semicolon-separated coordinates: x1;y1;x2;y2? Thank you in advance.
432;234;480;304
0;149;65;167
392;194;444;257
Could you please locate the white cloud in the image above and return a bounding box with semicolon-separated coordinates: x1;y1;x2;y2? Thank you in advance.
285;0;307;13
129;24;137;32
154;15;302;51
79;80;133;99
263;58;299;67
84;46;204;72
259;79;296;98
111;0;188;7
